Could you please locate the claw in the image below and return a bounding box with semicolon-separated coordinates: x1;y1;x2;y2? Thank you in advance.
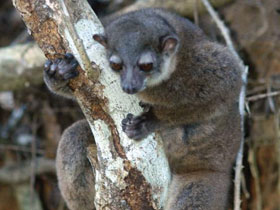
63;70;79;80
64;53;74;61
44;60;52;71
121;118;129;126
132;115;146;123
49;63;58;76
70;59;79;69
126;113;134;120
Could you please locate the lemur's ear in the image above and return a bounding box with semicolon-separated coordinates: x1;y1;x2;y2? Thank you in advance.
93;34;107;48
160;35;179;54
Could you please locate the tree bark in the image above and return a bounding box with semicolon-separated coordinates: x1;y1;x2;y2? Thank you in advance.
0;42;45;91
12;0;170;209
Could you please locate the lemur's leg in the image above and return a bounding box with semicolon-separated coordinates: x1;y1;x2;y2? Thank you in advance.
56;120;96;210
165;172;231;210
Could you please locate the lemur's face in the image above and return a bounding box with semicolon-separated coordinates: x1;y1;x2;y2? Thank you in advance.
93;16;179;94
107;49;159;94
94;33;179;94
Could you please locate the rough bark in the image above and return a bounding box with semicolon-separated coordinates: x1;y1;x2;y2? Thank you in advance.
12;0;170;209
0;42;45;91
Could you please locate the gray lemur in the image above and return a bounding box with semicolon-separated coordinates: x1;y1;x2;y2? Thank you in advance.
44;8;242;210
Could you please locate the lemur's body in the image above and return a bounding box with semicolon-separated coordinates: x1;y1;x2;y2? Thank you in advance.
44;8;242;210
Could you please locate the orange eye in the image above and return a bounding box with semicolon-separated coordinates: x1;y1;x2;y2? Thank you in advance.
110;62;123;71
139;63;153;72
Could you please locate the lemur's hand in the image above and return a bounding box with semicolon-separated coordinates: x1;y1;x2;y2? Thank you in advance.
122;113;153;140
43;53;79;98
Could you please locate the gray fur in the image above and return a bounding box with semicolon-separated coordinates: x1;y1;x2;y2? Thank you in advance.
102;8;242;210
56;120;96;210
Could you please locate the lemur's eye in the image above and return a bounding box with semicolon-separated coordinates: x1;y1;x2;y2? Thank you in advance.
109;55;123;71
110;62;123;71
139;63;153;72
138;52;154;72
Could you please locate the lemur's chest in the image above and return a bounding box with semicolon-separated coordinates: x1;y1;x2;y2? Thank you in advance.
136;79;186;107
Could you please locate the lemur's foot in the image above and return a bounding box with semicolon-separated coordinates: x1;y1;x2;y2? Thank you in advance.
44;53;79;81
122;113;151;140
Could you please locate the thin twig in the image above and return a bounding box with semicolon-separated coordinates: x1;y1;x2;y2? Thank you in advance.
245;102;251;116
193;0;199;25
266;80;276;112
200;0;239;60
247;0;268;44
248;146;262;210
200;1;248;210
247;85;267;95
274;112;280;198
241;172;250;199
30;116;39;207
247;91;280;102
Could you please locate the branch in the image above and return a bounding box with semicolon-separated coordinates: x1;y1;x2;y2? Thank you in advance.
200;0;248;210
119;0;233;17
247;91;280;102
0;158;55;184
0;42;45;91
12;0;170;209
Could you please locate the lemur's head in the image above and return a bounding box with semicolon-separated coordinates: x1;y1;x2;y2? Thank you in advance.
93;10;179;94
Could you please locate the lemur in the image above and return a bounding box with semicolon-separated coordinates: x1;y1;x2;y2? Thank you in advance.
44;8;242;210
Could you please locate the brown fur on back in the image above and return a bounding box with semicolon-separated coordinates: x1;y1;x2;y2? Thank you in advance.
133;9;242;210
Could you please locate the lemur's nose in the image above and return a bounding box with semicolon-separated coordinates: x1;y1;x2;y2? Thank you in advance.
121;83;138;94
